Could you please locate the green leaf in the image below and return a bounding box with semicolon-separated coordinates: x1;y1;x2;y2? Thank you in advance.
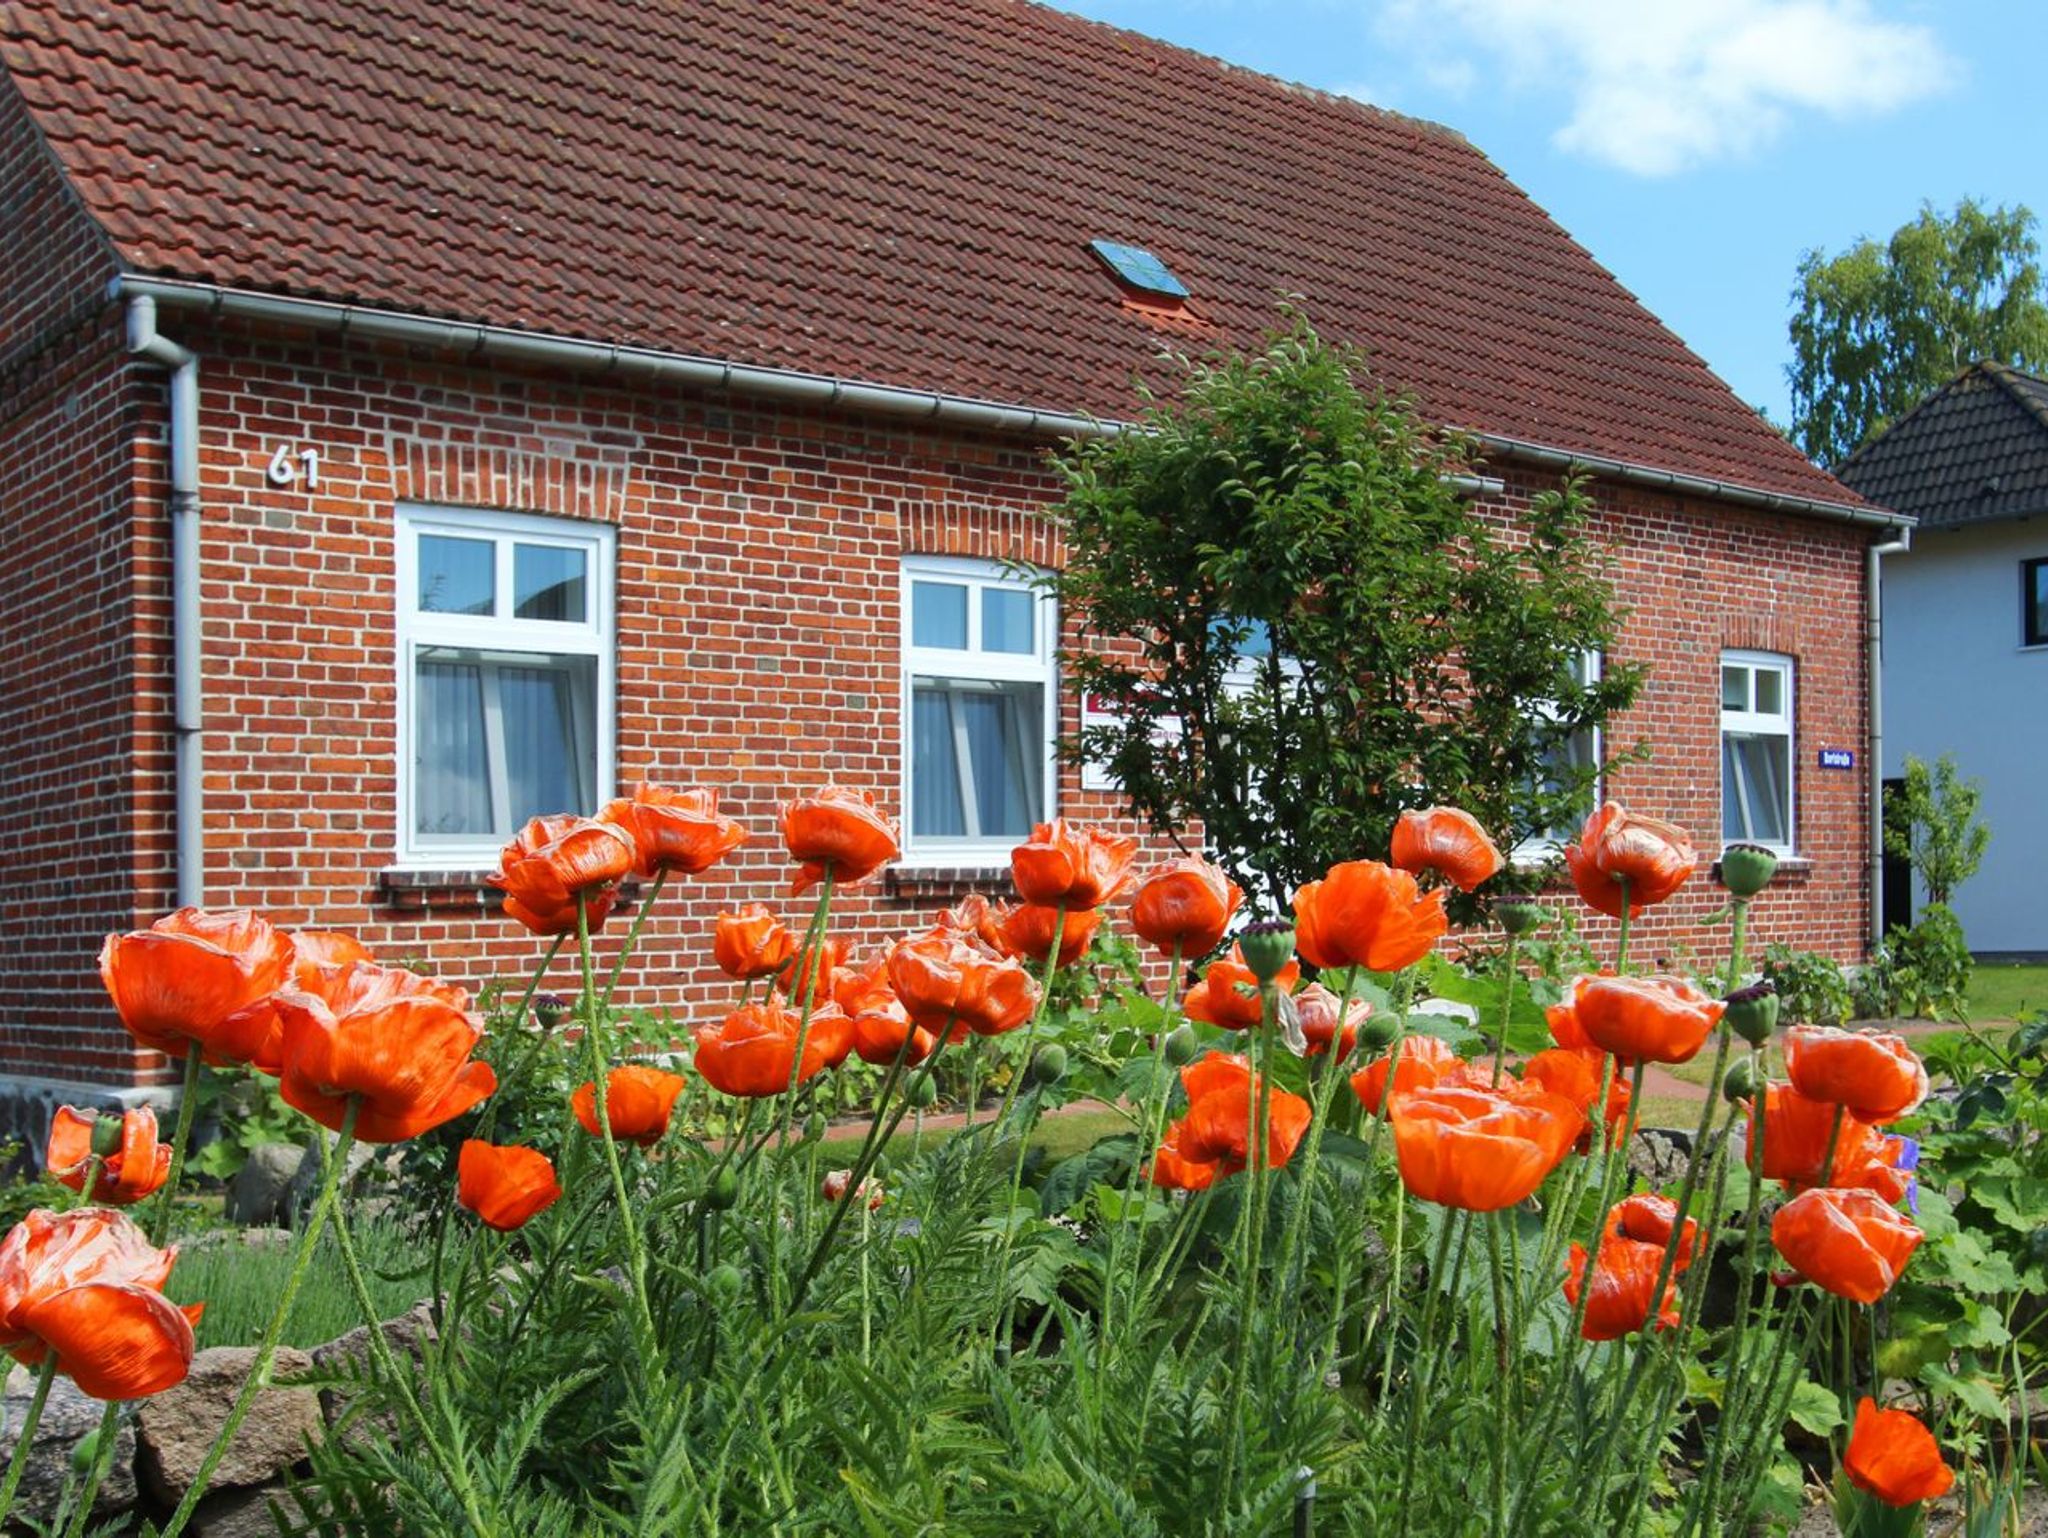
1921;1363;2009;1423
1787;1379;1845;1437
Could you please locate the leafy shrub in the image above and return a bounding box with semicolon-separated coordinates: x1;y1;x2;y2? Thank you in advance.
1855;904;1974;1022
1759;942;1855;1026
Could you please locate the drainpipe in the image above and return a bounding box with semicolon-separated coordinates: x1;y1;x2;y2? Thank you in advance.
124;295;203;910
1866;525;1912;950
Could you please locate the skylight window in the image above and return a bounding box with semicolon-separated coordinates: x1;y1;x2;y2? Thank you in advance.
1089;239;1190;301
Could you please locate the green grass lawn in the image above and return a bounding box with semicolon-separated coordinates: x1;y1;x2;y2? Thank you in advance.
1966;962;2048;1023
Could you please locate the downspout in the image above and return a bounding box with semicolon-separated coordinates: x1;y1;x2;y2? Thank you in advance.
124;295;203;909
1866;525;1912;950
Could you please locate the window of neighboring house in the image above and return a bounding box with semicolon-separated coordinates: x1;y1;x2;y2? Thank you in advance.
1514;651;1603;863
1720;650;1794;852
902;556;1056;862
2024;558;2048;648
395;506;614;862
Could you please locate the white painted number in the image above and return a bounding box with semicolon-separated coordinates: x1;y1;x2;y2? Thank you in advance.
266;444;321;489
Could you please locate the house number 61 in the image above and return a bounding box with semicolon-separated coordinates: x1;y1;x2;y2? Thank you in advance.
266;443;321;488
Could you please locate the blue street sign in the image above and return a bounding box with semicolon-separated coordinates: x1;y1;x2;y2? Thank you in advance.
1817;748;1855;770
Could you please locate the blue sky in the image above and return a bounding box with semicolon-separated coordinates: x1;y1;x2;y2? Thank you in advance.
1051;0;2044;432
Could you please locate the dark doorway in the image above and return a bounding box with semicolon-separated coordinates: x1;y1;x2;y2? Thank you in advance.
1880;777;1913;936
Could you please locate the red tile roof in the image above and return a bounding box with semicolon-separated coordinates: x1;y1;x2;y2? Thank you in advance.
3;0;1861;509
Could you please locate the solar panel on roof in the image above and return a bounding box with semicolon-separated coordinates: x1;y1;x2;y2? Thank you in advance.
1089;239;1190;300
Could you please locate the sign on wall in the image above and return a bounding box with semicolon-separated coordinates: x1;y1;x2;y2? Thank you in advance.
1817;748;1855;770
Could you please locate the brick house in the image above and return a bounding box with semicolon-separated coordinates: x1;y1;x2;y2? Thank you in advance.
0;0;1905;1126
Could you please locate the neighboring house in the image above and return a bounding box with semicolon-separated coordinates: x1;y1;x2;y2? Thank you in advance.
1837;362;2048;958
0;0;1905;1127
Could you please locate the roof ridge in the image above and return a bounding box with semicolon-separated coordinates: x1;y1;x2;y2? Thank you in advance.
1979;358;2048;440
1835;361;1996;474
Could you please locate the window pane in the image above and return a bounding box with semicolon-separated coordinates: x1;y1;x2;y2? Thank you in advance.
514;544;587;622
960;683;1042;837
418;535;495;616
911;687;965;837
982;588;1035;654
1723;731;1790;845
502;658;596;823
1753;668;1783;716
912;581;968;649
415;660;492;835
2028;561;2048;646
1720;665;1747;712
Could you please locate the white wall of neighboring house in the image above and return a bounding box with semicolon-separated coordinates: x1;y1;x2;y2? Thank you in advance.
1882;518;2048;955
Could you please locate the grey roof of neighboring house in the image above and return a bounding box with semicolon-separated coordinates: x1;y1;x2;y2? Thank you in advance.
1837;362;2048;527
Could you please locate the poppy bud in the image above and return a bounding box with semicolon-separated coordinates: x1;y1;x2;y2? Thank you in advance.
88;1114;126;1158
533;994;569;1030
1163;1023;1201;1066
802;1111;828;1144
1359;1013;1401;1052
1723;1054;1762;1105
1724;982;1781;1046
1495;901;1545;937
707;1263;743;1304
706;1168;739;1209
1716;843;1779;899
1237;920;1297;984
72;1429;102;1477
908;1075;939;1108
1030;1044;1068;1085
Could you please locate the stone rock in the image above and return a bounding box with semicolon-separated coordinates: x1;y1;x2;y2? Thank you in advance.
0;1365;137;1526
223;1143;303;1227
137;1346;323;1503
1626;1127;1693;1186
186;1481;293;1537
284;1133;377;1221
310;1303;439;1431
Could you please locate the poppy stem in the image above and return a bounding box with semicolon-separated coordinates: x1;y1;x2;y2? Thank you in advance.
156;1099;362;1538
1490;932;1521;1088
1277;965;1364;1304
1106;938;1186;1348
0;1358;57;1521
1486;1212;1512;1538
576;893;655;1347
1372;971;1418;1393
148;1041;206;1248
1820;1103;1848;1185
601;867;668;1006
1394;1209;1466;1535
989;904;1072;1347
1615;879;1633;972
1222;984;1279;1511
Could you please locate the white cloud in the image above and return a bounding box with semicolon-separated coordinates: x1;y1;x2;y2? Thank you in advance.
1377;0;1957;176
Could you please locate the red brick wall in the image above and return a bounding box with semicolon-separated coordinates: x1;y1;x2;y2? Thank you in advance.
6;309;1876;1090
0;81;159;1090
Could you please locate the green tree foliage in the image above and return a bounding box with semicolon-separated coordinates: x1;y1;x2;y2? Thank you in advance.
1042;319;1640;913
1789;198;2048;467
1884;751;1991;908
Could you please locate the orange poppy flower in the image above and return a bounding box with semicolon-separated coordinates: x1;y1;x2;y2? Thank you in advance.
1521;1048;1632;1148
831;952;933;1066
694;999;848;1096
775;935;849;1007
599;783;748;879
1771;1187;1922;1304
1572;974;1725;1065
1389;1082;1582;1211
44;1107;172;1206
269;963;497;1143
1010;819;1140;910
1154;1052;1312;1184
1350;1034;1466;1114
1182;945;1301;1032
1390;807;1505;893
488;814;636;935
1292;860;1449;973
98;907;295;1065
1844;1397;1955;1507
288;930;374;981
931;893;1009;954
1296;982;1371;1058
713;904;799;981
1543;973;1609;1055
0;1208;201;1400
1129;857;1243;956
246;933;422;1078
1751;1086;1913;1203
1783;1025;1930;1125
887;929;1040;1039
1604;1192;1700;1267
572;1063;689;1147
992;902;1103;968
1564;1236;1683;1341
780;785;900;895
456;1140;563;1231
1563;803;1696;920
1149;1121;1221;1192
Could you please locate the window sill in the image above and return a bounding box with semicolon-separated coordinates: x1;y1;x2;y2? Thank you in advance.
883;865;1011;901
376;867;645;912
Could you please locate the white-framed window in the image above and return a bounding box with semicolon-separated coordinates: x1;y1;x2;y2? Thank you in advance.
1514;650;1603;863
394;505;615;863
901;555;1056;863
1721;650;1794;852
